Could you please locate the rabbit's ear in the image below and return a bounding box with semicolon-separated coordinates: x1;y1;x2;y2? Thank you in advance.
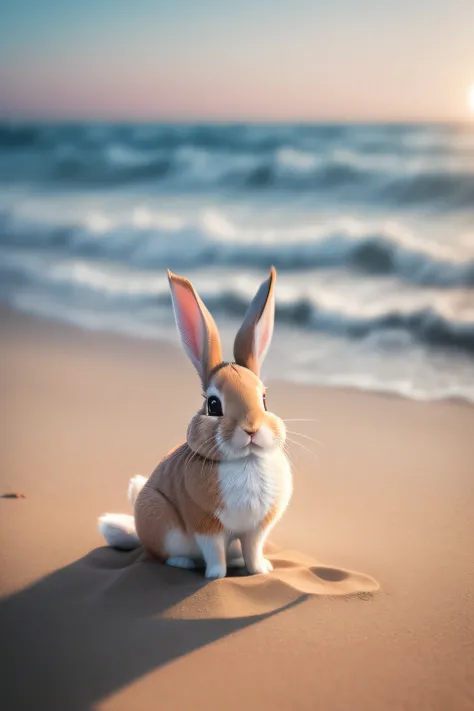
233;267;276;377
168;271;223;387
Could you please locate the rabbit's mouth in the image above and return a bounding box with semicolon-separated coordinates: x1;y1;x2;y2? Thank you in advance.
229;439;279;460
215;422;284;461
248;440;268;454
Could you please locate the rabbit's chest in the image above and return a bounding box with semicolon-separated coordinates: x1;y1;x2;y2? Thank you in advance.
216;451;291;533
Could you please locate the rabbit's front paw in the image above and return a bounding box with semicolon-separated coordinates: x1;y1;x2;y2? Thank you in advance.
247;557;273;575
205;564;227;579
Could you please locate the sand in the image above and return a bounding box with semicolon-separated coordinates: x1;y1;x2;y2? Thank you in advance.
1;307;473;711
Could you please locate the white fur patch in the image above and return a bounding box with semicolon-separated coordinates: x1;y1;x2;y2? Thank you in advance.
166;556;197;569
251;423;275;450
216;448;292;534
163;532;244;571
164;529;200;558
195;534;227;578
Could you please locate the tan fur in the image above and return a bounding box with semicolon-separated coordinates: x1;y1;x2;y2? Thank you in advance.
135;444;224;559
213;365;284;447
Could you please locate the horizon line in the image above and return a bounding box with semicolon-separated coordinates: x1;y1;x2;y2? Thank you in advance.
0;115;472;126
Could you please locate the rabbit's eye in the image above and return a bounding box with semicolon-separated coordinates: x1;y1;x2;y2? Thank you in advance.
207;395;223;417
263;392;267;411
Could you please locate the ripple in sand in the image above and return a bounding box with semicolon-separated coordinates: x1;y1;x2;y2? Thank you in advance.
162;550;379;620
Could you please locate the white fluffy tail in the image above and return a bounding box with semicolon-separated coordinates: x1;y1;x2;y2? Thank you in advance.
98;475;147;550
98;513;140;550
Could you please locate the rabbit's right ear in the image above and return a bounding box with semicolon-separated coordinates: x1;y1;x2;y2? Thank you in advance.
167;270;223;387
233;267;276;377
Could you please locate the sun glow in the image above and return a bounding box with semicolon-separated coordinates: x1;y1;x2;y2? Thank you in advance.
469;84;474;115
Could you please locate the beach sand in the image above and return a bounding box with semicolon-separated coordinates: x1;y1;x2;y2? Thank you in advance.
1;307;473;711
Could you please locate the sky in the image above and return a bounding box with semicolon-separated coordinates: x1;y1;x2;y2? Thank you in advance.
1;0;473;121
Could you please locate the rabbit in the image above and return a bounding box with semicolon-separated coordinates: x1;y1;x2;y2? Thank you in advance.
98;267;292;578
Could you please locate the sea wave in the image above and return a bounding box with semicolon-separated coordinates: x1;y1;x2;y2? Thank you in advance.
26;149;474;207
1;208;473;288
2;121;474;154
1;122;474;207
2;253;473;355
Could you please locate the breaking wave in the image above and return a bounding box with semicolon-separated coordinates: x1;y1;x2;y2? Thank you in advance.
1;208;473;288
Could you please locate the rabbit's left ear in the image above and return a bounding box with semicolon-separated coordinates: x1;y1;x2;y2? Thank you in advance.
233;267;276;377
168;270;223;387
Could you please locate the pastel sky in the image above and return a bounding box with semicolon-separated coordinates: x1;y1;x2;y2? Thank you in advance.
1;0;473;121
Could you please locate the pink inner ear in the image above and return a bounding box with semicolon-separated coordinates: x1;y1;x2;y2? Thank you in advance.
174;283;202;362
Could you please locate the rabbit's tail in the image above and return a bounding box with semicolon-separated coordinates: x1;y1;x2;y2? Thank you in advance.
98;475;147;550
98;513;140;550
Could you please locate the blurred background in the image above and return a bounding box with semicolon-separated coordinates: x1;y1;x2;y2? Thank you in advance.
1;0;473;401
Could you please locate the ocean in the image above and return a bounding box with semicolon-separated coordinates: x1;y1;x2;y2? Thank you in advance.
1;121;473;402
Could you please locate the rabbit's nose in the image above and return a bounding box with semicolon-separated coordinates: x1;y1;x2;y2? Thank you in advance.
244;428;258;437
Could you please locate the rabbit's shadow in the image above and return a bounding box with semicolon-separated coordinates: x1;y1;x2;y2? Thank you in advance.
0;545;305;711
